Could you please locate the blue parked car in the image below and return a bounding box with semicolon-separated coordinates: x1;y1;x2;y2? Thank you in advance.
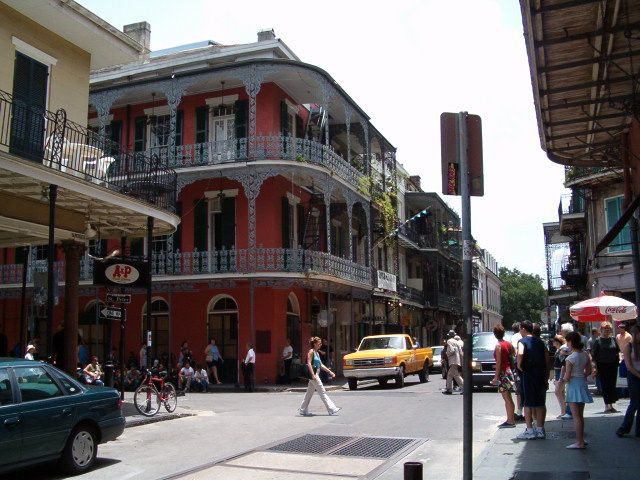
0;358;125;475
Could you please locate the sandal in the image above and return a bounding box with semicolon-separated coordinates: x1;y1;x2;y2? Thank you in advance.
566;443;586;449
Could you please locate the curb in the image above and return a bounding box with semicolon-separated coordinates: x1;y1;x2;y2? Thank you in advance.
125;412;196;428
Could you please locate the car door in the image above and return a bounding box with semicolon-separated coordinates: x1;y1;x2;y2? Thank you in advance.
12;365;75;461
405;337;417;372
0;367;20;467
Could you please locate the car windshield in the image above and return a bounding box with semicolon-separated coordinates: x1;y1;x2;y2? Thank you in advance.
358;336;405;350
432;346;443;355
472;332;512;352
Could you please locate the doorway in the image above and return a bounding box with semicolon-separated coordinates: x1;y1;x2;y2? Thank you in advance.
142;299;170;364
207;296;238;383
286;293;301;358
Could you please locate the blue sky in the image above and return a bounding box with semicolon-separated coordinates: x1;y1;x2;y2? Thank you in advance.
82;0;566;280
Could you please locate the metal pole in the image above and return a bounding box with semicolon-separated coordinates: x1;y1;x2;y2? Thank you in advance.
458;112;473;480
630;213;640;311
404;461;423;480
146;216;153;368
120;235;127;400
19;246;28;357
47;184;57;361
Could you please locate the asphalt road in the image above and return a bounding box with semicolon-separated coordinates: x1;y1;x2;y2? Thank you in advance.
4;375;508;479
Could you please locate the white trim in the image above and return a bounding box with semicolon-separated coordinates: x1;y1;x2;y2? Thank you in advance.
284;98;297;114
286;192;300;205
205;189;239;199
88;115;113;128
207;294;239;313
205;94;239;107
12;37;58;66
144;105;171;116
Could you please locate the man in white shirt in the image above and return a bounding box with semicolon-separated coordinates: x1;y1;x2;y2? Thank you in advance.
139;342;147;370
179;360;194;392
243;343;256;392
193;365;209;392
282;339;293;383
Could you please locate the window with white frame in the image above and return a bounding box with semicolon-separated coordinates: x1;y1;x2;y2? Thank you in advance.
149;115;171;148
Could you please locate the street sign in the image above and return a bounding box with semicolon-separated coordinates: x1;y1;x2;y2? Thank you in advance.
440;112;484;197
106;293;131;304
93;258;149;288
100;307;124;320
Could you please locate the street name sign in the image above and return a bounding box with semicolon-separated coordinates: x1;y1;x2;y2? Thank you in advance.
106;293;131;304
100;307;123;320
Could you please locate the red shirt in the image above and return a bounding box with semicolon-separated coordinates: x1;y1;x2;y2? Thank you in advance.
494;340;512;372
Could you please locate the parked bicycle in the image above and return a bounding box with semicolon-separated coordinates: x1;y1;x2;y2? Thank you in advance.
133;368;177;417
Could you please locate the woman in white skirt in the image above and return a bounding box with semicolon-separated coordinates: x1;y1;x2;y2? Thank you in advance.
298;336;341;416
560;331;593;449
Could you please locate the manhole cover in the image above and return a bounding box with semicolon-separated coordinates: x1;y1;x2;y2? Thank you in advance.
332;437;415;458
267;434;353;454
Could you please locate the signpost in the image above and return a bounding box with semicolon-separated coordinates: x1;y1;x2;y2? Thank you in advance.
441;111;483;480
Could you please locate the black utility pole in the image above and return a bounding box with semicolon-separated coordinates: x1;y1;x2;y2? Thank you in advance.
458;112;473;480
47;184;57;360
146;216;154;368
120;236;127;401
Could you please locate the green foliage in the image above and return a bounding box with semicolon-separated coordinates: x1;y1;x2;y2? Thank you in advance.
295;154;306;163
358;176;372;196
499;267;546;329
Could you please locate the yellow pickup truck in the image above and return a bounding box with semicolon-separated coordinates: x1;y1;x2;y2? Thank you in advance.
342;334;433;390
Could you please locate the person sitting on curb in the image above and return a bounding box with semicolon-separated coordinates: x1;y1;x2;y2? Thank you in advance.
83;356;104;386
193;363;209;392
178;360;194;392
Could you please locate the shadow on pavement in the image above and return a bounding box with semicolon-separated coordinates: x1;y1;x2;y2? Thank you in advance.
0;457;121;480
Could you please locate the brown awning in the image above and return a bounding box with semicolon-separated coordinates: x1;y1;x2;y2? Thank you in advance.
594;195;640;255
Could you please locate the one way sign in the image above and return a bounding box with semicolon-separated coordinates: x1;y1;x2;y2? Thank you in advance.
100;307;123;320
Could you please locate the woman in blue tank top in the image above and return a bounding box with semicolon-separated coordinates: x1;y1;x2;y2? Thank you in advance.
298;336;341;416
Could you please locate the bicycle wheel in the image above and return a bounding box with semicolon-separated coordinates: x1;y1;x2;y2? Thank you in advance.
163;382;177;413
133;384;160;417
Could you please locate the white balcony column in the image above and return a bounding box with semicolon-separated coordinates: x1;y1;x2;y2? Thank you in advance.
343;104;353;165
159;77;194;163
360;119;370;176
345;191;355;262
89;90;121;143
320;78;333;148
323;184;334;255
240;65;271;159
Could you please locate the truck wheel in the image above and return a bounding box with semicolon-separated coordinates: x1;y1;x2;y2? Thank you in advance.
395;367;405;388
378;378;388;387
418;362;430;383
348;378;358;390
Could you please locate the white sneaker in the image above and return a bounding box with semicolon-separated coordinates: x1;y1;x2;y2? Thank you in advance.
516;429;537;440
298;409;311;416
535;428;546;439
560;413;573;420
329;407;342;415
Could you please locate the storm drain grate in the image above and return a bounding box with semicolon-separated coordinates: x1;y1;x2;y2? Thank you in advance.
267;434;354;455
332;437;415;458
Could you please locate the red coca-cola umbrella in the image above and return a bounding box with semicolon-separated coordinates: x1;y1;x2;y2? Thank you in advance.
569;291;637;322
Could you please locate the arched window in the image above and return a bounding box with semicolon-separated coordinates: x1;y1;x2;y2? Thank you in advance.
80;300;107;362
286;293;301;355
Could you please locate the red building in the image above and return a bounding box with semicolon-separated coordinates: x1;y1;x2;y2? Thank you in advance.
1;26;458;383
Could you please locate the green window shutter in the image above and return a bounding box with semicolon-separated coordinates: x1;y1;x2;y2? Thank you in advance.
195;106;208;143
282;197;290;248
134;117;146;152
14;246;29;265
172;201;182;251
606;196;630;252
130;238;143;257
221;197;236;249
193;199;208;251
296;114;304;138
280;100;289;136
176;110;184;146
234;100;248;139
297;204;305;247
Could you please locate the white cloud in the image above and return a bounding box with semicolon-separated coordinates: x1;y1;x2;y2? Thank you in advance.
82;0;565;279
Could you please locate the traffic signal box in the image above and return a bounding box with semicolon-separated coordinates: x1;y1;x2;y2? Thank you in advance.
440;112;484;197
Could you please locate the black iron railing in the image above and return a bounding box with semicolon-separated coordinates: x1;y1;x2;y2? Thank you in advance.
0;89;176;211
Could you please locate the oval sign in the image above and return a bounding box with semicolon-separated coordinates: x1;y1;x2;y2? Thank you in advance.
105;263;140;285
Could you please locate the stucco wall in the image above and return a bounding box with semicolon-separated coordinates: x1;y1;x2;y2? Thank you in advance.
0;3;90;125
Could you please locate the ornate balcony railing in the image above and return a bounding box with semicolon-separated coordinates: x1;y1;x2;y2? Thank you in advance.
0;89;177;211
437;292;462;312
0;249;371;287
151;135;364;189
397;282;425;305
150;248;372;285
398;224;461;260
564;165;620;184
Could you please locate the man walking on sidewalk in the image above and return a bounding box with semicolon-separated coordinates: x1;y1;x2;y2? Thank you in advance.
443;330;463;394
516;320;549;439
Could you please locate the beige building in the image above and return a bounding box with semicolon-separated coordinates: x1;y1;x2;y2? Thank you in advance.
0;0;179;371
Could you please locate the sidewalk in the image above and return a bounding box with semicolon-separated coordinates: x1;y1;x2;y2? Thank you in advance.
473;395;640;480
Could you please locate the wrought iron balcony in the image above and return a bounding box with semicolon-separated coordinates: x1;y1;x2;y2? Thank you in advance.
437;292;462;312
1;248;371;288
150;135;364;190
397;224;461;260
150;248;372;285
564;165;621;186
397;282;425;305
558;194;586;236
0;89;176;211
